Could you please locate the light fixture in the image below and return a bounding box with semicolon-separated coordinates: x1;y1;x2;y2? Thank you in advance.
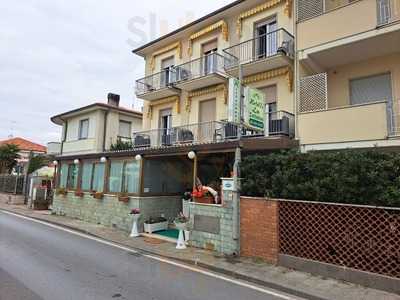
135;154;142;161
53;160;58;166
74;159;80;165
100;156;107;163
188;151;196;160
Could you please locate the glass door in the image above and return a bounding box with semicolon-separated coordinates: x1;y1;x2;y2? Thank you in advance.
159;108;173;146
255;19;277;59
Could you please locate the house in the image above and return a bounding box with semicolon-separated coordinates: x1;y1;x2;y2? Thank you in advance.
50;93;143;156
51;0;400;255
0;137;47;174
296;0;400;152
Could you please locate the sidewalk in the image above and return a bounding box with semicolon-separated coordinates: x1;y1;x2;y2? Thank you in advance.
1;203;399;300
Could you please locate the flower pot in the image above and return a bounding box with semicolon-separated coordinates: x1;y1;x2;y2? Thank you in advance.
118;196;129;203
144;221;168;234
75;191;84;197
130;214;141;238
194;196;214;204
93;192;104;200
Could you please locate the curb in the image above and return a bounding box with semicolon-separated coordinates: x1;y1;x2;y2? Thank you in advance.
0;208;326;300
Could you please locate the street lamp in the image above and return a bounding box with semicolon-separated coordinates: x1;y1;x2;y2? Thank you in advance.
135;154;142;161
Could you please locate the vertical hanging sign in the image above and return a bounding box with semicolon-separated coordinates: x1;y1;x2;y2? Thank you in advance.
244;88;265;130
228;78;241;123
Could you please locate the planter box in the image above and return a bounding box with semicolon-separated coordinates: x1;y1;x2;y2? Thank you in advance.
194;196;214;204
144;221;168;234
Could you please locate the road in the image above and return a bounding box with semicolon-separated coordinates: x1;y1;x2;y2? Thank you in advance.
0;210;299;300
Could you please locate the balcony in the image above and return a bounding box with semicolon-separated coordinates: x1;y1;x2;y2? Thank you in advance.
173;53;227;91
135;69;180;101
131;116;294;150
223;28;294;77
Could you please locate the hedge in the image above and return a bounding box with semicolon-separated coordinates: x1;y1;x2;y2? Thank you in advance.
241;150;400;207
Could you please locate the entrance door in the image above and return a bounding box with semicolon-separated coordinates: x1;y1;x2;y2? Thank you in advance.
159;108;173;145
199;99;216;142
255;18;277;59
161;57;175;87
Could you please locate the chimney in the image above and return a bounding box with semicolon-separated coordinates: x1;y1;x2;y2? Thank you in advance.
107;93;120;107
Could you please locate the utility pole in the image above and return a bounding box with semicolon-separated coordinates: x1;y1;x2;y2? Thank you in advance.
232;62;244;244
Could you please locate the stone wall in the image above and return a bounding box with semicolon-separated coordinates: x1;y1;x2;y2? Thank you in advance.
240;197;279;263
184;201;239;255
0;192;25;205
53;192;182;232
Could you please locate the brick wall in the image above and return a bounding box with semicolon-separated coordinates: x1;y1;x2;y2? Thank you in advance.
240;197;279;263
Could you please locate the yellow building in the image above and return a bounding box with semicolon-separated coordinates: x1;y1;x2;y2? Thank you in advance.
133;0;296;152
297;0;400;151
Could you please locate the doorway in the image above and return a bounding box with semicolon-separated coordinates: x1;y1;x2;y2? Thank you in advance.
198;99;216;142
202;40;218;75
255;18;277;59
159;108;173;145
161;57;175;87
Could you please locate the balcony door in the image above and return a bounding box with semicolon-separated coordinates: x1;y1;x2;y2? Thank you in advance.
255;18;277;59
202;40;218;76
199;99;216;142
161;57;175;88
159;108;173;146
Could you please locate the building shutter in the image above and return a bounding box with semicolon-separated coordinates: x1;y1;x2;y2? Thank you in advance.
350;73;392;105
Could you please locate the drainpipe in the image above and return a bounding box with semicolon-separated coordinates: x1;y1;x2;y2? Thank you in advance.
60;118;68;155
102;109;110;152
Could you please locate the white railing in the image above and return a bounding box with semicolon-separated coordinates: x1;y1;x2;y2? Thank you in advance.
377;0;400;26
389;99;400;136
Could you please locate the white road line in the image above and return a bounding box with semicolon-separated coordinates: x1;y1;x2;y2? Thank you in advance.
0;210;302;300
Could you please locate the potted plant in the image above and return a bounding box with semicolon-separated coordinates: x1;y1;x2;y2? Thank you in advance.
118;193;129;203
75;190;84;197
56;188;68;196
174;213;189;250
91;190;103;200
129;208;141;238
193;190;214;204
144;216;168;234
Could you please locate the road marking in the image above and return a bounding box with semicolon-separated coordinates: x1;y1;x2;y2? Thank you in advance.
1;210;302;300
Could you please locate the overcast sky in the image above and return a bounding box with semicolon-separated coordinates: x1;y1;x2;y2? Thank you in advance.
0;0;233;145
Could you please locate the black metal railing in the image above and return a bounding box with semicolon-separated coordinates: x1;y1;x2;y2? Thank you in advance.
174;52;226;83
135;68;177;96
268;111;295;137
223;28;294;69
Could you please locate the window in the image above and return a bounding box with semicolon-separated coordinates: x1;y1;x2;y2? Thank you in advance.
119;120;132;138
80;162;105;192
79;119;89;140
81;163;93;191
108;160;140;194
350;73;392;105
59;164;69;188
143;158;192;195
67;164;79;190
109;161;124;193
92;163;105;192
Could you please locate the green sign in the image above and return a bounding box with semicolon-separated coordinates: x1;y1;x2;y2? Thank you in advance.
245;88;265;130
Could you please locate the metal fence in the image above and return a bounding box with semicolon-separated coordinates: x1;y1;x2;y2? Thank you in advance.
0;175;24;194
279;200;400;278
174;52;226;83
131;121;269;149
135;68;176;96
223;28;294;69
378;0;400;26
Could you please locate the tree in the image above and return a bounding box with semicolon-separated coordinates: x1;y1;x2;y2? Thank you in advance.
28;155;49;174
0;144;20;174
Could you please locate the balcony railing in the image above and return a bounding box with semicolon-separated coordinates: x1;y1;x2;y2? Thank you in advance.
223;28;294;69
174;52;226;83
131;115;294;150
377;0;400;26
135;68;176;96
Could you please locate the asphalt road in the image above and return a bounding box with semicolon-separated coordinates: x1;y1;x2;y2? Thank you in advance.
0;211;297;300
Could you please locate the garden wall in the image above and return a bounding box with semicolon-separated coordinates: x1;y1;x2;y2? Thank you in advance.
53;193;181;232
239;197;400;294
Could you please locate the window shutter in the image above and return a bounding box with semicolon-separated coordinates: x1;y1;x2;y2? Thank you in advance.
350;73;392;105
